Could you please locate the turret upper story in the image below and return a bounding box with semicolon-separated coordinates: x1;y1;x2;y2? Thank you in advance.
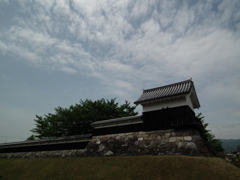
134;79;200;112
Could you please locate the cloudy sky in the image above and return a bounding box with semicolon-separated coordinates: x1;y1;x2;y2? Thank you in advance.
0;0;239;143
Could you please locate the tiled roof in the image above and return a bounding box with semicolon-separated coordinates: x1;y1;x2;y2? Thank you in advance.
134;79;195;105
91;115;142;126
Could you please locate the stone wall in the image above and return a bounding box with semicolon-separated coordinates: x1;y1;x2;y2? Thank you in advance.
84;128;214;157
0;149;85;158
0;128;215;158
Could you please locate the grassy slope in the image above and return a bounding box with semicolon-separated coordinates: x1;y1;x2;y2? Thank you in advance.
0;156;240;180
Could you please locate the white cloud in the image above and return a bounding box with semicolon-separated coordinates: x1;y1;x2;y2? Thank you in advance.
1;0;239;86
60;66;77;74
222;121;240;128
0;0;240;139
52;0;71;15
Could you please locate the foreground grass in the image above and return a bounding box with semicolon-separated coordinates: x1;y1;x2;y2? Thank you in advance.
0;156;240;180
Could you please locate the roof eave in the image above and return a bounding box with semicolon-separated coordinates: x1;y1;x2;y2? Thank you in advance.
92;119;143;128
91;115;142;126
191;95;201;109
190;83;201;109
134;93;189;106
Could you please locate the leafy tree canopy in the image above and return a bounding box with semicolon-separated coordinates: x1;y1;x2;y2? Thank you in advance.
196;113;224;152
31;98;138;139
26;134;36;141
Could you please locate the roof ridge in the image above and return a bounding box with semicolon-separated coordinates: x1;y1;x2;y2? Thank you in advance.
144;79;192;92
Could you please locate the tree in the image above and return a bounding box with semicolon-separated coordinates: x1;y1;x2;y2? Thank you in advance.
31;98;138;138
196;113;224;152
26;134;36;141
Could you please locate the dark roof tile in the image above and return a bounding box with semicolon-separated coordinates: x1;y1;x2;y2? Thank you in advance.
134;79;193;105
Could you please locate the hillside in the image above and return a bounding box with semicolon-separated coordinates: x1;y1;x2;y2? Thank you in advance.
219;139;240;152
0;156;239;180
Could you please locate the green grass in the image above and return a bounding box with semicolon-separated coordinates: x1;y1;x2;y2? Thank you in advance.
0;156;240;180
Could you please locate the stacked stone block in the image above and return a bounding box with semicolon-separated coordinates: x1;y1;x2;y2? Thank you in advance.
0;149;85;158
0;129;214;158
84;128;213;157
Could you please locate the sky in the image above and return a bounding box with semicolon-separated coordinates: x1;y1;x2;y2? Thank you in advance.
0;0;240;143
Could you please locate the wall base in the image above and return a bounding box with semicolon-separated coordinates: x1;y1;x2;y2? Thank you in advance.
85;128;214;157
0;149;85;158
0;129;215;158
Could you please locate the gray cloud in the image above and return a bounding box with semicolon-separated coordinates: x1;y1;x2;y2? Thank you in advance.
0;0;240;140
1;0;239;93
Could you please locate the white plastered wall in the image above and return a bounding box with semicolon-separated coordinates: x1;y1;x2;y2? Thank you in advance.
185;95;194;110
142;94;194;112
